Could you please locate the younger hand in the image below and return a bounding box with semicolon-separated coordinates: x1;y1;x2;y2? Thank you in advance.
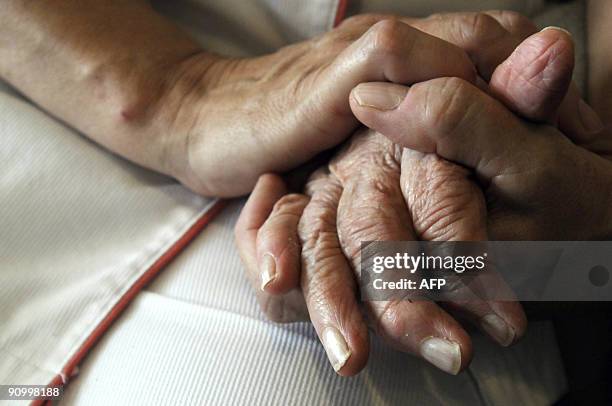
236;23;582;375
164;15;476;196
161;12;598;196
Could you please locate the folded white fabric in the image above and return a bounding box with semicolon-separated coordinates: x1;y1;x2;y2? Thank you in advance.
56;201;567;406
0;87;217;395
0;1;582;403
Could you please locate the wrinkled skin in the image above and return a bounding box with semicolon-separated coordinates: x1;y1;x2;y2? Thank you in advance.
297;128;521;375
168;15;479;197
166;12;597;197
234;18;610;376
352;77;612;242
235;127;499;374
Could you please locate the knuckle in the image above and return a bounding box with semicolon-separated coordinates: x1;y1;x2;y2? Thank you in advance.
422;77;474;136
369;174;400;196
330;131;398;179
337;201;410;260
460;12;505;47
348;168;400;204
376;301;407;339
306;268;351;303
414;191;480;241
299;227;340;273
338;215;385;256
470;12;501;36
366;18;406;57
298;193;340;257
407;158;478;239
271;193;308;216
300;218;337;254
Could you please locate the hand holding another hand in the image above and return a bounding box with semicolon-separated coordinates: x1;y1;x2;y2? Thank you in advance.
165;15;476;196
236;16;610;375
163;11;602;197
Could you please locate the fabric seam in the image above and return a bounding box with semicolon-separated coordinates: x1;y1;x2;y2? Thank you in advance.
30;199;227;406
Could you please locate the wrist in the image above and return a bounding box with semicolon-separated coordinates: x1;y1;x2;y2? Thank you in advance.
147;52;233;193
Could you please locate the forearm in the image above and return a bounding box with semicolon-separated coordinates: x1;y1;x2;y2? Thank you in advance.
0;0;215;175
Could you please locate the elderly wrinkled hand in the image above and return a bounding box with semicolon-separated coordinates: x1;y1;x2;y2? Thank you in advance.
353;83;612;242
235;15;607;376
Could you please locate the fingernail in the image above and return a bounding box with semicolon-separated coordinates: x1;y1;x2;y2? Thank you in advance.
322;327;351;372
260;253;276;290
480;314;515;347
578;99;604;134
541;26;572;36
353;83;406;110
420;337;461;375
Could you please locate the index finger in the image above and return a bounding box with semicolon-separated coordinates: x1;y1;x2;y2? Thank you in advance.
314;18;477;142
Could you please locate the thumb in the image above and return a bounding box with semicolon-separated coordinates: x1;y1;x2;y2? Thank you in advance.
348;77;528;182
489;27;603;141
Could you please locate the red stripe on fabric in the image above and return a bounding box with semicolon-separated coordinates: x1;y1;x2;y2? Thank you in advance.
333;0;349;27
32;199;228;406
